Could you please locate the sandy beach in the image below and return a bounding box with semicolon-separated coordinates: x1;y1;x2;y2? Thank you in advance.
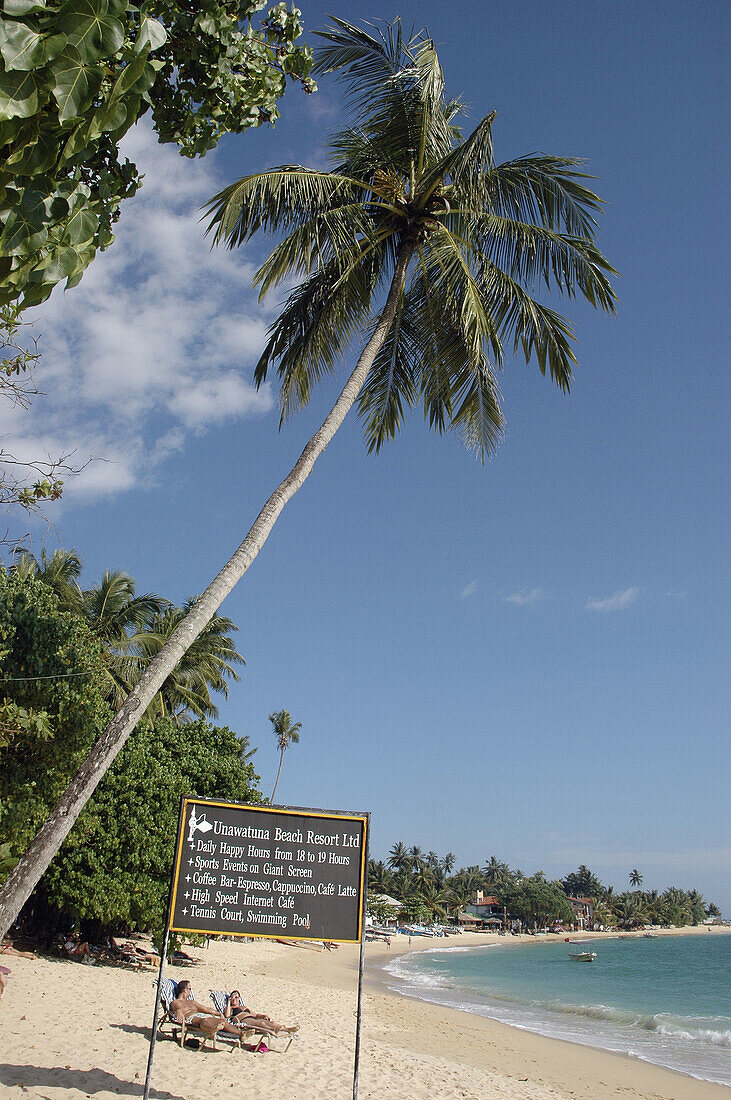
1;928;728;1100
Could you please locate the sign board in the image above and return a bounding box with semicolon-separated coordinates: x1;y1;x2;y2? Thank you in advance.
169;798;369;943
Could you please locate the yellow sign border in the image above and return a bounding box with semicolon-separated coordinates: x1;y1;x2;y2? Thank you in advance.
170;798;369;944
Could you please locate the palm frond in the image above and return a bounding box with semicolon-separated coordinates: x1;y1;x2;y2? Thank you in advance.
205;169;372;247
254;203;389;300
481;155;606;238
256;241;388;418
357;287;419;451
417;109;496;207
466;213;617;310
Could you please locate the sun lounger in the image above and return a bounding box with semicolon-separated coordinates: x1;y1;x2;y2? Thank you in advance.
155;978;240;1052
209;990;297;1053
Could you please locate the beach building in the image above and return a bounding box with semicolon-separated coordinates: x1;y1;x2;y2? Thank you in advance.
366;893;401;929
567;897;595;929
460;892;506;929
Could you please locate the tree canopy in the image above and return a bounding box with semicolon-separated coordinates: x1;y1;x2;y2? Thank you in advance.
36;717;261;938
0;0;314;309
0;568;111;853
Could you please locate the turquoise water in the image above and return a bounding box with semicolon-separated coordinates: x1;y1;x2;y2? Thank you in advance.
382;934;731;1084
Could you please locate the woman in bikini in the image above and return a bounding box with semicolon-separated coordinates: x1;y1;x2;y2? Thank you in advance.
224;989;299;1035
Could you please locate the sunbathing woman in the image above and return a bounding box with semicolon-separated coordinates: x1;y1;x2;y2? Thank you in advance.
170;980;244;1043
224;989;299;1035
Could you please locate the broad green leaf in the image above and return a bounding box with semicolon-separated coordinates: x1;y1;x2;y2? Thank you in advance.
59;203;97;246
50;45;103;122
0;187;58;254
0;20;46;70
135;15;166;53
107;48;150;102
57;0;126;61
87;93;129;137
6;127;59;175
3;0;47;13
0;66;39;119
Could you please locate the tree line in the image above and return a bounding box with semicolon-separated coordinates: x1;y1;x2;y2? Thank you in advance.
368;849;721;929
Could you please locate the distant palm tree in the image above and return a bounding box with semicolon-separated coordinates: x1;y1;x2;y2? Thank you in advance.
388;841;410;873
408;845;425;872
629;868;643;890
442;852;456;875
483;855;510;892
368;859;392;893
269;709;302;802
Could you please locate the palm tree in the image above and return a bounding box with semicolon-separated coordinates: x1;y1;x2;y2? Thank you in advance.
483;855;510;892
408;845;425;872
442;852;456;875
629;868;643;890
269;709;302;802
0;17;616;938
133;602;244;723
388;841;410;873
12;548;83;611
83;571;168;647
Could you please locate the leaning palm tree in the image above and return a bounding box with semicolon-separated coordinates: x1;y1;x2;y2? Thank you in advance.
0;17;616;938
629;868;643;890
269;709;302;802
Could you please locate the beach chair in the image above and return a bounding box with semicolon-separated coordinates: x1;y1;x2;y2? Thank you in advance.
209;990;297;1053
155;978;240;1052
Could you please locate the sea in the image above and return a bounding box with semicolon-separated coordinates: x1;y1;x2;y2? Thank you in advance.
381;933;731;1086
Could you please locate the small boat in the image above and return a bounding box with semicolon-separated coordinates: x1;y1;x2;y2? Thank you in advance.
642;932;657;938
568;941;597;962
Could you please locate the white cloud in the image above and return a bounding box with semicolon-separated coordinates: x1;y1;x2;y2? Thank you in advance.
506;587;543;606
17;122;275;502
460;579;477;599
585;586;640;612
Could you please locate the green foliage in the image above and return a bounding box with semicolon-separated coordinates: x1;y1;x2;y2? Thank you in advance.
0;0;315;308
12;550;245;724
367;899;398;925
561;864;607;900
499;875;575;927
0;568;110;853
39;717;261;935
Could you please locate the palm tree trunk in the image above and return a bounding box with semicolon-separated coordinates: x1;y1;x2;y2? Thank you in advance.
270;749;285;803
0;240;415;940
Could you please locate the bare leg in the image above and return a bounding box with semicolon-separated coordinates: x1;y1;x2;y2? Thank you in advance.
234;1012;299;1035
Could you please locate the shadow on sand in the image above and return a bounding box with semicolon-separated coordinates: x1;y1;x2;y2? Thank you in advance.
0;1063;187;1098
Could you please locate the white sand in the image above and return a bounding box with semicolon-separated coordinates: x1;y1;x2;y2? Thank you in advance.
1;928;728;1099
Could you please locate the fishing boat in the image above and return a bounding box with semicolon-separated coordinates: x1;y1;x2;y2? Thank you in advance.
568;941;597;962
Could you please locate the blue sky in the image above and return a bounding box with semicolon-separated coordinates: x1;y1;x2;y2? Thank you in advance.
15;1;729;910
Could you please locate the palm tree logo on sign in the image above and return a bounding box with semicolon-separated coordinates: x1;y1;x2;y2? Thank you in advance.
187;807;213;845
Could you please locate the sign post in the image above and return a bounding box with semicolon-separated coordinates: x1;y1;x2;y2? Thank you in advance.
143;798;369;1098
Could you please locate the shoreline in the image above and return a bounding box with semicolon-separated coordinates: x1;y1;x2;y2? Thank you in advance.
1;928;728;1099
363;925;731;1091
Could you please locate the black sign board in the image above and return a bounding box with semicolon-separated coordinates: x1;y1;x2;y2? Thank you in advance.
169;798;369;943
